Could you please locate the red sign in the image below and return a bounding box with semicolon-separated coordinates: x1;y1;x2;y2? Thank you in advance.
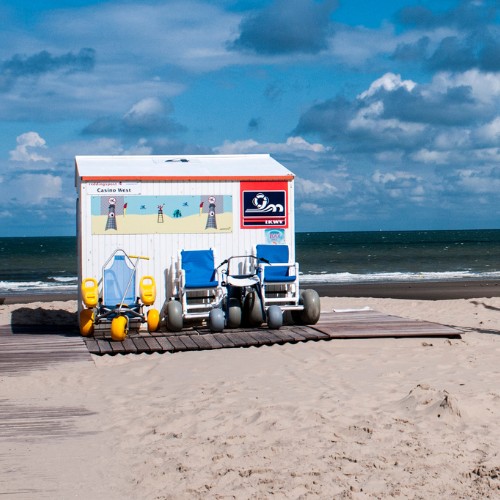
240;181;288;229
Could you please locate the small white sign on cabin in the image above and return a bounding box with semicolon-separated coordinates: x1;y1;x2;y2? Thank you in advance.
86;182;142;195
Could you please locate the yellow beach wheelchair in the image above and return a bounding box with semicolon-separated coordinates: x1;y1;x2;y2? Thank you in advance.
80;249;159;340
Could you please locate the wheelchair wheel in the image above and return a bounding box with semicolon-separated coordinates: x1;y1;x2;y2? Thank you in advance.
267;305;283;329
166;300;183;332
227;297;242;329
111;315;128;341
299;289;321;324
79;309;94;336
147;309;160;332
244;291;264;327
209;308;225;332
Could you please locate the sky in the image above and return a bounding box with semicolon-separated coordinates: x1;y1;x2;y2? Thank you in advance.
2;0;500;235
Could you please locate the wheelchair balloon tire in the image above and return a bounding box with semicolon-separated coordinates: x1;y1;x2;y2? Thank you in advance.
79;309;95;337
111;315;128;341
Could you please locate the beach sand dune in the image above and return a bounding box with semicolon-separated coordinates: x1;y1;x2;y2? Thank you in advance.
2;296;500;498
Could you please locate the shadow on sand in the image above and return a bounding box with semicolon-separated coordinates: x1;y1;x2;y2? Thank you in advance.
9;307;78;335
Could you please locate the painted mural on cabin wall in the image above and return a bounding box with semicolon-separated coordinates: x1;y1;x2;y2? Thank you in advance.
90;195;233;235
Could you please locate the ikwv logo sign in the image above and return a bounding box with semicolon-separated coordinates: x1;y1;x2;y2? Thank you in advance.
241;184;288;228
243;192;285;217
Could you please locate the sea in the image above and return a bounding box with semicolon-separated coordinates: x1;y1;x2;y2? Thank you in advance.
2;229;500;295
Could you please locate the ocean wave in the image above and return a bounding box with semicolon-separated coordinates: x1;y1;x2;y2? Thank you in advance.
48;276;78;282
2;269;500;295
300;270;500;283
0;280;78;294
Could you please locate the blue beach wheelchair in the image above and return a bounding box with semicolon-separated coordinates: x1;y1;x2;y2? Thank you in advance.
166;248;224;332
255;244;320;327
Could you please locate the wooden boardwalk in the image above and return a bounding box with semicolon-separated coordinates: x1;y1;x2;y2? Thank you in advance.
0;324;93;375
83;310;462;355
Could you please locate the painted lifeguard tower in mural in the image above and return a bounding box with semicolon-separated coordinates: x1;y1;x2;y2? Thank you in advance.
105;197;117;231
205;196;217;230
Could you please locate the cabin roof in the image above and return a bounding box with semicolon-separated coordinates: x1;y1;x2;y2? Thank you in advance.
75;154;294;181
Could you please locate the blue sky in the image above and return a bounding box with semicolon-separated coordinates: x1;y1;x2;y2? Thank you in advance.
2;0;500;235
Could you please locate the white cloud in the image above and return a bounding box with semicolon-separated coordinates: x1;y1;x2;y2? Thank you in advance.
123;97;167;118
123;138;153;155
299;202;324;214
372;170;397;184
432;70;500;103
348;100;425;135
214;136;331;154
475;117;500;143
295;177;338;197
0;173;62;204
372;170;422;184
56;138;127;158
9;132;50;162
14;1;244;73
375;151;404;163
455;170;500;193
358;72;417;99
411;149;449;165
433;129;471;150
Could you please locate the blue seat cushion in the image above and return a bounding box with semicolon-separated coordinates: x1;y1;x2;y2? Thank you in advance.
263;273;297;283
256;244;297;283
181;249;218;289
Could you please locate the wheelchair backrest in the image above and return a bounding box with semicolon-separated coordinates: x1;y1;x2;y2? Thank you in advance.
103;255;136;305
181;249;218;288
256;244;290;279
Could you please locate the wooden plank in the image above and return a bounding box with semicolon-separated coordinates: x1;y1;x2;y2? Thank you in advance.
167;336;188;351
189;334;214;350
315;324;456;334
212;333;235;348
143;337;162;352
311;325;461;339
290;327;319;341
122;338;138;354
224;332;248;347
131;337;150;353
83;338;100;354
109;341;126;354
178;335;199;351
231;331;260;346
198;334;223;349
260;330;285;344
96;339;113;355
155;336;175;351
296;326;330;340
268;329;297;343
245;331;273;346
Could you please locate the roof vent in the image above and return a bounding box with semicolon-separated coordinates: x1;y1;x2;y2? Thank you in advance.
165;158;189;162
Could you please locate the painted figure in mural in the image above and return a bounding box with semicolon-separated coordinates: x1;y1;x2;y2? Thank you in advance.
205;196;217;230
199;201;204;216
183;202;188;207
123;202;128;217
105;197;117;231
173;209;182;218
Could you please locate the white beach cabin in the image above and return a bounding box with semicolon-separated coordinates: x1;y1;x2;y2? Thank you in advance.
75;154;295;316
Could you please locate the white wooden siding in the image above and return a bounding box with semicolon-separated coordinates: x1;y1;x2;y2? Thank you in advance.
78;179;295;314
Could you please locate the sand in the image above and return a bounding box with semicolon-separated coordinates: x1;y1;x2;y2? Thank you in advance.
2;295;500;499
